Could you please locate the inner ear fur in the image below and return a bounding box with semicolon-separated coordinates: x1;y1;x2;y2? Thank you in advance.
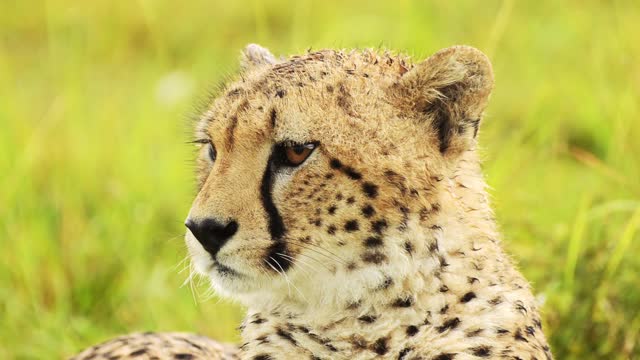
393;45;494;154
241;43;278;70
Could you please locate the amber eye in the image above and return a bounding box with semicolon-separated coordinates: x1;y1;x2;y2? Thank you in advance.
276;142;318;167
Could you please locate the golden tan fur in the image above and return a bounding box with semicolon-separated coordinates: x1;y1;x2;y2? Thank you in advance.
72;45;552;360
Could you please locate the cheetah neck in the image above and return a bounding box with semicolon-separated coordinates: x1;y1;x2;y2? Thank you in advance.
237;196;543;359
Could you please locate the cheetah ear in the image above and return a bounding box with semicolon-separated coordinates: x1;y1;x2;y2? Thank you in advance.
241;43;278;70
397;45;494;154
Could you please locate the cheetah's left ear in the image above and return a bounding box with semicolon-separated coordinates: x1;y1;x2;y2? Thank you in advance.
394;46;494;154
241;43;278;70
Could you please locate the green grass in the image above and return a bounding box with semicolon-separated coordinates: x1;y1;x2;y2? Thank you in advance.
1;0;639;358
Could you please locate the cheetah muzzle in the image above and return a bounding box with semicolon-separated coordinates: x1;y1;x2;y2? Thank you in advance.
71;44;553;360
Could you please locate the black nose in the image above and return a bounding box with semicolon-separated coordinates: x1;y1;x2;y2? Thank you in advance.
185;218;238;257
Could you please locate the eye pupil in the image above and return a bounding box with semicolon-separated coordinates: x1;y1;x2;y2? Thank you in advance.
278;142;317;167
292;146;305;155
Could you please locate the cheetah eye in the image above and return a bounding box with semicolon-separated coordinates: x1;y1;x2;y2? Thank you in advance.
194;139;217;162
275;142;318;167
207;143;217;162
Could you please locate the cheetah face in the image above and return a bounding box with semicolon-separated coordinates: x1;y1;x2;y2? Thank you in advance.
185;45;493;309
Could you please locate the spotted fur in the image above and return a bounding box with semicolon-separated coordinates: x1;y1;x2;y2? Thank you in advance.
71;44;553;360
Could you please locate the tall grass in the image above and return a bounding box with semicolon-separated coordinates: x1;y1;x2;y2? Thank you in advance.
1;0;638;358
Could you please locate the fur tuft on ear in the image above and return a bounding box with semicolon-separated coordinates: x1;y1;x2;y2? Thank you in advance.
241;44;278;70
394;45;494;154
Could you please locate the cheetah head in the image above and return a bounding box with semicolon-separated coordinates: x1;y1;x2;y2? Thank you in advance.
185;44;494;312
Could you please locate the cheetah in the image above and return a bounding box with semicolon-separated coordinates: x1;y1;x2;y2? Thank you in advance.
72;44;553;360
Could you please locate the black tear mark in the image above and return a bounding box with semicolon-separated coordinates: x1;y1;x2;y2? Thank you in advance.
261;149;289;272
261;151;286;240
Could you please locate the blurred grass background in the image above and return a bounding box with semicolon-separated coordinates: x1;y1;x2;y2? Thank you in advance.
1;0;639;358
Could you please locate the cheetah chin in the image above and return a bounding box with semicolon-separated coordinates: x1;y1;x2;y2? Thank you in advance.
72;44;553;360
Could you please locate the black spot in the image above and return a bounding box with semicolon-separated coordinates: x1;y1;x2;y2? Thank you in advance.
327;225;337;235
439;285;449;293
277;328;297;346
174;354;195;360
514;329;528;342
253;355;273;360
344;220;359;232
362;182;378;198
428;241;439;252
377;276;393;289
392;297;414;308
326;84;334;93
364;236;383;247
357;315;377;323
313;219;322;227
342;166;362;180
398;347;413;360
325;173;334;179
470;346;491;357
371;219;388;234
404;241;413;254
371;337;389;355
440;304;449;314
361;204;376;218
361;251;387;264
496;328;509;335
406;325;419;336
433;354;456;360
525;325;536;336
330;159;342;169
436;318;461;333
327;205;337;215
275;89;286;98
439;256;449;268
269;108;277;128
467;277;479;284
251;317;267;324
129;349;146;356
488;296;503;305
534;318;543;329
346;196;356;204
466;328;483;337
460;292;477;303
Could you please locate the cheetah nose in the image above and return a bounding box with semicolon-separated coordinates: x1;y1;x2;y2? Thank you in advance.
185;218;239;257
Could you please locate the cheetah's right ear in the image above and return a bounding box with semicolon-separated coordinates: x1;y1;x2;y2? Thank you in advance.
394;46;494;155
241;44;278;70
